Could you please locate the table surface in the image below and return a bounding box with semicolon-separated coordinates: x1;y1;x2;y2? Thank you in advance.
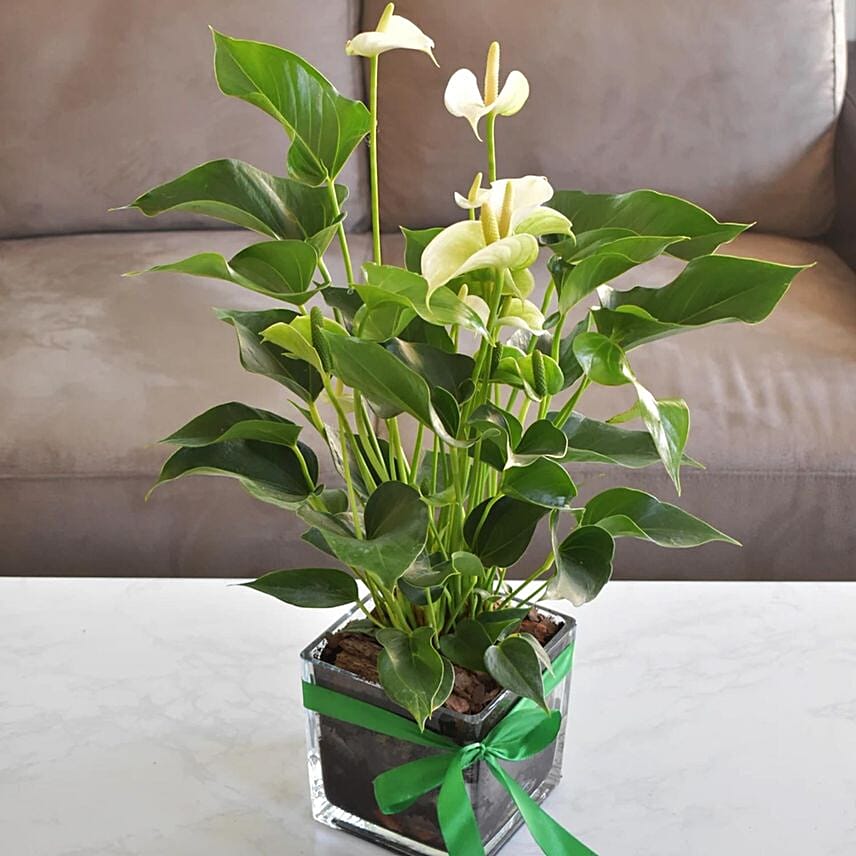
1;579;854;856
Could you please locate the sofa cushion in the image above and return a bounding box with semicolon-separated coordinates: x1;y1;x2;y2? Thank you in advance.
363;0;846;238
0;1;368;238
1;231;854;579
0;229;372;576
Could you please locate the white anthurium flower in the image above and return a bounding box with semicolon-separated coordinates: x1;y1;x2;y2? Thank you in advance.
454;175;572;240
444;42;529;140
497;298;546;335
457;284;490;328
345;3;437;64
422;220;539;293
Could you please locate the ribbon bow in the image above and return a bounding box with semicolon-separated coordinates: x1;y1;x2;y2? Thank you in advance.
302;642;597;855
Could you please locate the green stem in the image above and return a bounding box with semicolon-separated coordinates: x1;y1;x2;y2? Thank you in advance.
386;418;410;481
369;55;382;266
485;112;497;183
409;422;424;483
496;553;555;610
326;179;355;284
553;377;592;428
293;444;317;495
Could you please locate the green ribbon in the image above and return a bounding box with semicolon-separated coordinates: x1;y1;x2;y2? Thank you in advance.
302;642;597;856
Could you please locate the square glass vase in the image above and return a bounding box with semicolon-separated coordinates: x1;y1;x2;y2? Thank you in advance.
299;600;576;856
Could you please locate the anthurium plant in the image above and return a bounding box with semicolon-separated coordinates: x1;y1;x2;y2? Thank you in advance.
123;5;803;729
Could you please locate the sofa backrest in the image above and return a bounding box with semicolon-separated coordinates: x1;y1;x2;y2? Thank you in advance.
364;0;847;239
0;0;369;238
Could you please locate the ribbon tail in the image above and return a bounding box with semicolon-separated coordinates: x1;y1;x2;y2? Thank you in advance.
487;758;598;856
374;752;455;815
436;752;486;856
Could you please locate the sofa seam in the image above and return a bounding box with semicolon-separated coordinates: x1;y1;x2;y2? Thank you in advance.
2;469;855;482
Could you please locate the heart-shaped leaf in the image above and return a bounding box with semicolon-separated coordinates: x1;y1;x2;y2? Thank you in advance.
213;32;370;184
121;159;346;248
241;567;357;607
149;439;317;509
476;607;530;642
572;332;632;386
161;402;301;447
549;524;615;606
464;497;547;567
402;226;444;273
549;189;749;260
594;254;806;349
360;264;489;338
552;236;687;312
323;334;467;445
502;458;577;508
512;419;569;463
484;635;548;711
386;340;475;403
312;482;428;588
377;626;446;729
216;308;323;402
128;240;319;304
583;487;738;546
632;384;690;493
555;411;699;471
439;619;493;672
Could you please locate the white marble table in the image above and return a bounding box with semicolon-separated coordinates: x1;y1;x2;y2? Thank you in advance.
1;579;854;855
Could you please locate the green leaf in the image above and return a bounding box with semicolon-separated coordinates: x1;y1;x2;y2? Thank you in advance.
549;227;636;262
484;635;547;711
212;31;370;184
323;334;464;444
354;301;415;341
261;314;345;372
582;487;739;547
632;386;690;493
476;607;530;642
572;332;632;386
513;419;569;462
121;159;346;248
594;255;806;349
549;189;749;259
550;524;615;606
552;236;688;311
312;482;428;588
377;626;446;729
216;308;323;402
241;567;357;607
434;657;455;711
386;340;475;403
360;264;489;338
464;497;547;567
439;619;493;672
161;402;301;447
149;439;317;508
323;287;364;323
451;551;484;577
130;240;319;304
502;458;577;509
557;411;693;469
402;226;444;273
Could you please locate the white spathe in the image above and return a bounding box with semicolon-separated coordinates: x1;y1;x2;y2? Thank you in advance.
444;67;529;139
421;221;539;292
453;175;573;239
346;13;437;64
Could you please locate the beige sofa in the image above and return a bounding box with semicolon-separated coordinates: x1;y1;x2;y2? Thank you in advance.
1;0;854;579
